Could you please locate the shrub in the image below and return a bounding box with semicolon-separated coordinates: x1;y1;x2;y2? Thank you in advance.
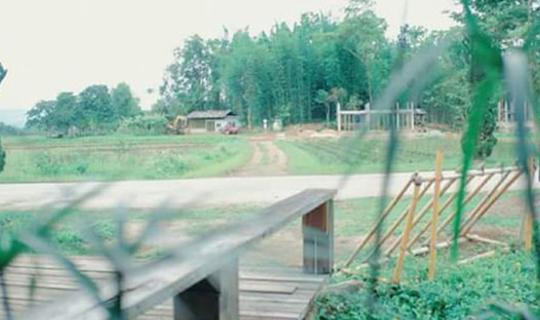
0;138;5;173
117;114;168;135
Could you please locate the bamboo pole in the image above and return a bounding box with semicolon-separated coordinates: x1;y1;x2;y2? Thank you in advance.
428;151;444;280
460;171;523;236
524;214;533;250
343;177;415;268
409;175;480;250
524;158;536;250
384;177;457;256
392;179;421;284
362;179;434;263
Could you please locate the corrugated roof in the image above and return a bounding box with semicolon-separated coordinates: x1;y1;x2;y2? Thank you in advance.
187;110;236;119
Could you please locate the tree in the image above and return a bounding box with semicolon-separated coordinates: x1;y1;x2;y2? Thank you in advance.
160;35;223;113
26;100;56;130
450;1;540;158
111;83;141;119
52;92;78;133
77;85;115;131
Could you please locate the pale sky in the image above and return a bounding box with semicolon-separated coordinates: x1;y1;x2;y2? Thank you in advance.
0;0;457;115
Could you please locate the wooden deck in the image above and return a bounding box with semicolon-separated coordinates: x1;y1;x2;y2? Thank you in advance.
1;255;327;320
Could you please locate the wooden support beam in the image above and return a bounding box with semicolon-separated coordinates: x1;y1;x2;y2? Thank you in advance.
432;171;509;244
457;250;497;265
174;258;239;320
384;177;457;257
392;179;422;284
412;238;468;256
466;234;509;247
428;151;444;280
461;171;523;236
343;177;414;268
303;200;334;274
409;175;479;250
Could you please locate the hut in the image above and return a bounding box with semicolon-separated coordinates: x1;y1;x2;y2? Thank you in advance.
186;110;241;133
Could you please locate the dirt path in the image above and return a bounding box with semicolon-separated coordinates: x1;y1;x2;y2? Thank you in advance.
234;136;288;176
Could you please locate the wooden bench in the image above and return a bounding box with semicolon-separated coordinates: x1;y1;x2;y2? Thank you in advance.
18;189;336;320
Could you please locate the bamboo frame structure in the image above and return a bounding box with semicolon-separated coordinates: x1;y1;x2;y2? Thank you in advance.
408;175;479;250
343;156;525;276
363;179;434;263
384;177;458;256
343;177;415;268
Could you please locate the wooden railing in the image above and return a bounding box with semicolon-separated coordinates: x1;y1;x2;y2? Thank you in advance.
21;189;336;320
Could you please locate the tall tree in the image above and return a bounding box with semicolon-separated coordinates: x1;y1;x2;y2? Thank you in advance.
77;85;115;131
161;35;224;114
111;83;141;119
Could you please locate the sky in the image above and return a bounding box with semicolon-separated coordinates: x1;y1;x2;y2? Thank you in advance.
0;0;457;122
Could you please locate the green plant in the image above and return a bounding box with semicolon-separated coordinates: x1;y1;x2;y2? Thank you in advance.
0;139;5;173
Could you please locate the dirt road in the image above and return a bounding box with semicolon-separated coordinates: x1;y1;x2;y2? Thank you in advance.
1;170;536;211
234;137;288;176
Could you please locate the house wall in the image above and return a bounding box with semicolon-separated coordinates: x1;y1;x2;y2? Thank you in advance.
188;116;241;133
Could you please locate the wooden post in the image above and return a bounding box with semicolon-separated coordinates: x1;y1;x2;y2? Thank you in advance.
337;102;342;132
303;200;334;274
343;178;414;268
524;214;533;250
393;178;422;284
428;151;444;280
524;157;536;250
366;103;371;130
410;102;415;131
174;258;239;320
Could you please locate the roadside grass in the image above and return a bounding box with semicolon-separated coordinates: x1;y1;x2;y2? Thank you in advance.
318;250;538;319
0;134;252;182
278;135;518;175
0;189;526;259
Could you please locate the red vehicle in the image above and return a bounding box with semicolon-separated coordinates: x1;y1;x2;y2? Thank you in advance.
222;122;239;135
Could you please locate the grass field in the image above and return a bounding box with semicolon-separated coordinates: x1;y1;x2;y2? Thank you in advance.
278;135;518;175
0;134;252;182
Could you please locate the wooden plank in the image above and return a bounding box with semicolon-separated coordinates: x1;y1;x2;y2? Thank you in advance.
240;283;297;295
20;189;336;320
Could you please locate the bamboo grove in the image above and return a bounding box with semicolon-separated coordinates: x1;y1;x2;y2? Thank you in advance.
156;0;540;130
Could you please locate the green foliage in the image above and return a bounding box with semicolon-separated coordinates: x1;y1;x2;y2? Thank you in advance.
117;114;168;135
111;82;142;119
0;62;7;86
0;135;251;182
0;139;5;173
317;252;539;319
25;83;141;135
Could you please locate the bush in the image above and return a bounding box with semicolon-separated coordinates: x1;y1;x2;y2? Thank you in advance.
117;114;168;135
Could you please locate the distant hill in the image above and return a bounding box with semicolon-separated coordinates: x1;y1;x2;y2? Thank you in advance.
0;109;27;128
